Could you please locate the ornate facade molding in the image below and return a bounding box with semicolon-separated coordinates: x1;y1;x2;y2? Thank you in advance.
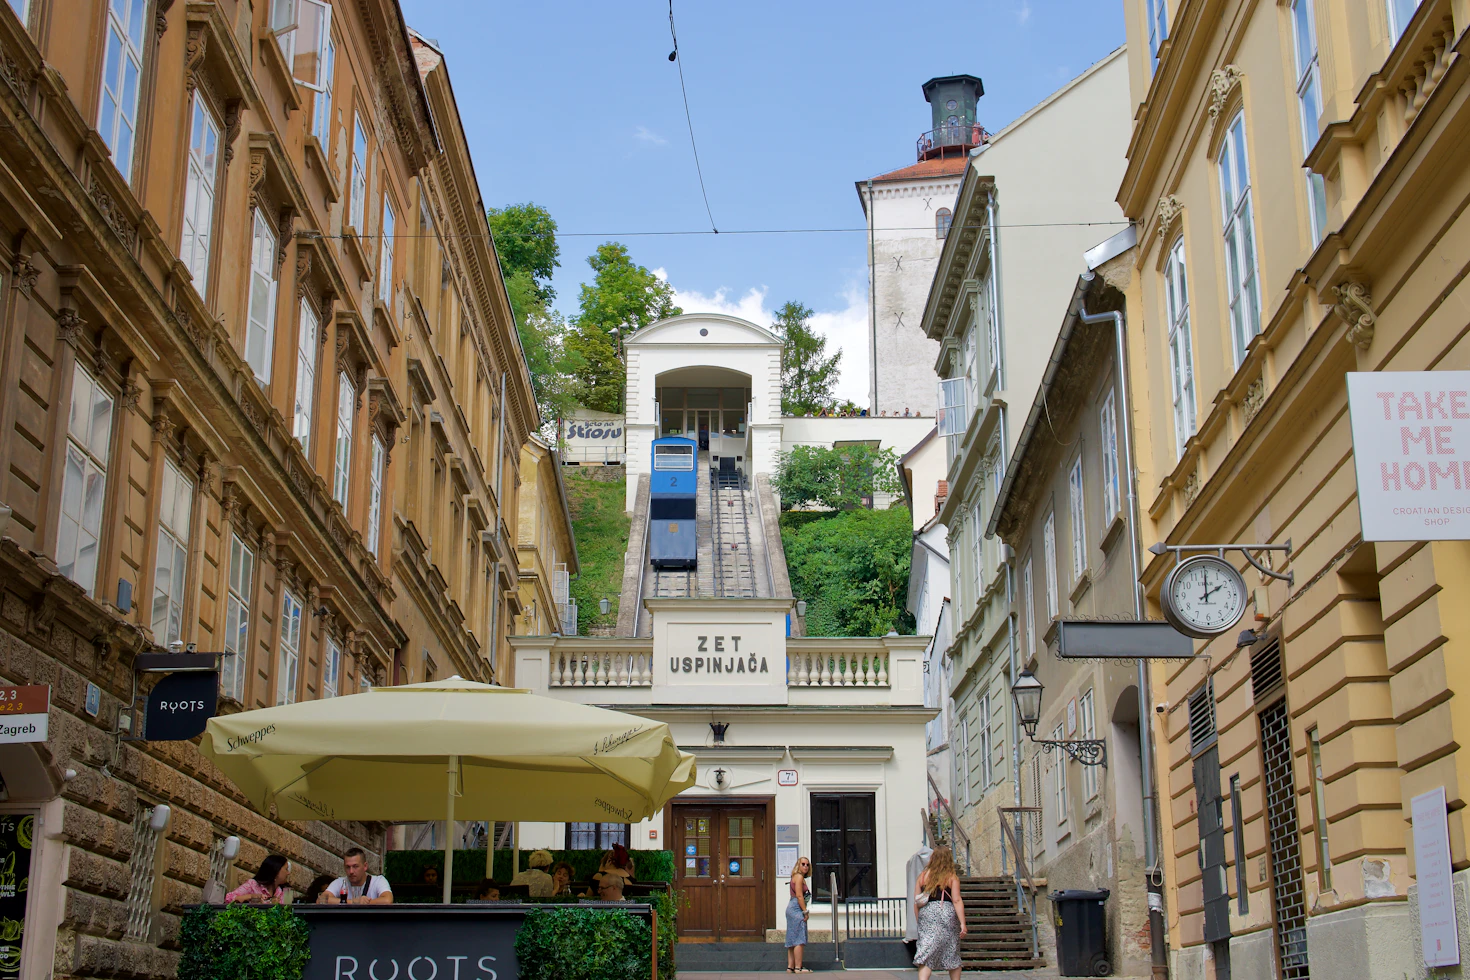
89;177;138;250
1156;195;1184;240
1332;281;1375;349
247;148;267;214
1208;66;1245;121
1241;378;1265;426
119;377;142;411
296;250;313;297
222;100;242;168
184;24;207;94
1181;470;1201;508
55;308;84;347
10;256;39;297
150;413;176;444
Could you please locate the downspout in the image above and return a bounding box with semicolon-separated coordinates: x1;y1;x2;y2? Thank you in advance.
1077;289;1166;979
867;179;878;414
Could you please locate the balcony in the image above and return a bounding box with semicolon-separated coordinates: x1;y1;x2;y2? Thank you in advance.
917;123;991;162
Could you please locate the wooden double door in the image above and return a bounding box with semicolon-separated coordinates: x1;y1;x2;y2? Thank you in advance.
670;802;770;940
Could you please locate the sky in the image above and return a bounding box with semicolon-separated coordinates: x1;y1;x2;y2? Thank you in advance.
400;1;1127;404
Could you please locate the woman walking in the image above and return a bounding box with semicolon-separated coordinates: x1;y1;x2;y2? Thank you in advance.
914;846;967;980
785;856;813;973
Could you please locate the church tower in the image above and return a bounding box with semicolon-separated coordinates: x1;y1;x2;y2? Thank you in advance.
857;74;984;416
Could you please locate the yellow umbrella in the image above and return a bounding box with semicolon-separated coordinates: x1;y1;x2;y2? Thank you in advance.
200;678;696;902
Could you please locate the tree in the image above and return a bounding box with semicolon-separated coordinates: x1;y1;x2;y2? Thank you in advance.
487;203;560;303
773;301;841;416
566;243;681;414
509;269;585;429
781;505;915;637
772;444;903;511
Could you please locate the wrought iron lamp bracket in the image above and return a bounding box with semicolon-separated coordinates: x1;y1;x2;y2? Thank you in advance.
1149;540;1294;587
1030;735;1107;767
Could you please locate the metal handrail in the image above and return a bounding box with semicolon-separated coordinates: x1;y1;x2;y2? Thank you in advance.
830;871;842;965
926;771;972;875
998;807;1041;961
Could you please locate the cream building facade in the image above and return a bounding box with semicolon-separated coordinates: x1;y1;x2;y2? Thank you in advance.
516;434;578;644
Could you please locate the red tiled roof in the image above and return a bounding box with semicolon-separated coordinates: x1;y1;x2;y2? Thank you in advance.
867;155;970;183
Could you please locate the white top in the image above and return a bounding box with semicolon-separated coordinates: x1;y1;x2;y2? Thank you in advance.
325;874;391;901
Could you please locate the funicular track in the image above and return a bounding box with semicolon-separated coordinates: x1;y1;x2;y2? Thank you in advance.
711;467;756;598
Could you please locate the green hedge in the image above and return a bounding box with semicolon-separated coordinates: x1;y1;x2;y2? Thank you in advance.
178;904;311;980
514;907;651;980
384;849;674;886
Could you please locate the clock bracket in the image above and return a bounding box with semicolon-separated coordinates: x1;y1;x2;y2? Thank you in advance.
1148;540;1294;587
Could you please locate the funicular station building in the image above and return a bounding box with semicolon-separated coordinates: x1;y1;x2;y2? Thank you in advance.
511;314;936;952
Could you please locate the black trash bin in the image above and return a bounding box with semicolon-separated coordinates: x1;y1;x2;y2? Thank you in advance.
1049;887;1111;977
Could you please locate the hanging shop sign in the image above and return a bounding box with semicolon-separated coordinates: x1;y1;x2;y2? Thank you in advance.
1055;621;1196;660
144;670;219;741
1347;371;1470;541
0;686;49;745
0;813;34;979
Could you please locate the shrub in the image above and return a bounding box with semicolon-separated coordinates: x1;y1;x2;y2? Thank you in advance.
513;907;652;980
177;904;311;980
383;849;675;888
782;505;916;636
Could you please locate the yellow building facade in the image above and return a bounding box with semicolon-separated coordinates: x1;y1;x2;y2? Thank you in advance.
516;435;579;647
1118;0;1470;976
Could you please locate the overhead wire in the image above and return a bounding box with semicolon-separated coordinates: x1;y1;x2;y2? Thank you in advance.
314;220;1130;241
669;0;718;233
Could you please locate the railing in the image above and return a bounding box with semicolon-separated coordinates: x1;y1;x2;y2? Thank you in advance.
927;772;972;875
844;896;907;940
916;123;991;160
999;806;1042;963
549;650;654;687
787;652;889;687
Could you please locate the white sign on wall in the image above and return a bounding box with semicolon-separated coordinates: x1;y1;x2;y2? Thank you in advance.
1412;786;1460;967
1347;372;1470;541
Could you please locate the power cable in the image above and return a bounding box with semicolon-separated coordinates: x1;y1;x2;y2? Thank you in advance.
316;220;1130;241
668;0;718;233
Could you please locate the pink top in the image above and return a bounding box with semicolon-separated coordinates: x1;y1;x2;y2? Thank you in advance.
225;878;285;904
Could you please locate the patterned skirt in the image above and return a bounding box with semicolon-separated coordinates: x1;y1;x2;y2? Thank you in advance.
784;896;808;947
914;899;963;970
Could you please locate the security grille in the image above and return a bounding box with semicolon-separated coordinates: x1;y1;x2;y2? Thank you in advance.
124;807;164;942
1251;640;1284;702
1260;698;1310;979
1189;677;1218;756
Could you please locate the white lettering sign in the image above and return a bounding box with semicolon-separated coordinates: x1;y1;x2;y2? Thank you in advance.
1413;786;1460;968
1347;372;1470;541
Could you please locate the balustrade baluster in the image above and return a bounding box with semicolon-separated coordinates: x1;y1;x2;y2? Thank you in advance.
840;655;852;686
599;652;612;686
798;653;809;686
877;654;888;686
617;652;629;686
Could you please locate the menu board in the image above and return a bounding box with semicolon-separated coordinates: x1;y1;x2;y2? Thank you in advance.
0;813;34;979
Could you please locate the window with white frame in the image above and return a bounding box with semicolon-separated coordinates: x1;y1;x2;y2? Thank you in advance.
1219;112;1261;362
379;197;396;304
962;324;979;413
277;589;303;705
1387;0;1422;41
311;33;336;147
1291;0;1328;243
98;0;146;182
979;694;993;789
223;534;252;702
293;300;318;451
960;716;972;807
1080;689;1099;799
1164;237;1196;456
936;207;953;239
151;459;194;647
1068;457;1086;580
1021;558;1035;654
181;96;221;291
334;372;354;506
7;0;30;26
367;435;385;555
1043;512;1058;620
984;282;1001;389
350;117;368;231
323;635;342;698
1054;722;1069;824
277;0;333;89
245;209;279;382
58;364;114;596
1147;0;1168;68
1100;390;1120;524
972;499;984;594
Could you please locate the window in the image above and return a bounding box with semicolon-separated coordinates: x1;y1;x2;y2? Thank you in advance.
566;823;629;850
350;117;368;231
1147;0;1168;68
1291;0;1328;243
293;300;318;451
1099;391;1120;523
935;207;953;239
379;197;396;304
99;0;146;182
311;34;336;147
1021;558;1035;654
972;499;984;595
279;0;332;88
223;534;252;702
151;459;194;647
323;635;342;698
979;694;993;790
245;209;279;382
1068;458;1086;580
1080;689;1099;799
181;97;221;291
1309;728;1332;889
57;365;114;596
959;716;972;807
1054;722;1069;824
1164;238;1197;456
270;0;296;63
1219;113;1261;362
277;590;303;704
334;372;354;505
811;793;876;899
1387;0;1422;41
367;435;385;555
7;0;29;25
962;324;979;412
1042;512;1058;619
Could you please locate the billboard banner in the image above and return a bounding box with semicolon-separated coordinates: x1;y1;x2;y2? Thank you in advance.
1347;371;1470;541
562;410;624;463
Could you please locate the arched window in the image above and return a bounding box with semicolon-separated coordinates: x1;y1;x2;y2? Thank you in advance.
936;207;953;239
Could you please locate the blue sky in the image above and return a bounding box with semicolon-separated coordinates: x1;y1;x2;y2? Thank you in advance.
401;1;1126;402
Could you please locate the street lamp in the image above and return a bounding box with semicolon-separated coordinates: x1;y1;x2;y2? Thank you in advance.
599;598;611;616
1010;670;1107;767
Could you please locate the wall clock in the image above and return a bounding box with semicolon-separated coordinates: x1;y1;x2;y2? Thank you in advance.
1161;555;1249;639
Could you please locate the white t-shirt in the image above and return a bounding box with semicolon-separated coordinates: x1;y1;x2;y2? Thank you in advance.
325;874;392;901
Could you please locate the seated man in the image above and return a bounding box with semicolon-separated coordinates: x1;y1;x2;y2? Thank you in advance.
509;849;555;898
595;873;626;901
475;878;501;901
318;848;393;904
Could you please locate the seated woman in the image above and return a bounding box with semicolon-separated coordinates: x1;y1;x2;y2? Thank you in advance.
597;844;636;882
225;855;290;904
549;862;575;898
475;878;501;901
301;874;336;905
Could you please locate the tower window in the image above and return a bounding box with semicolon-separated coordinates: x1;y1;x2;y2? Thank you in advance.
936;208;953;239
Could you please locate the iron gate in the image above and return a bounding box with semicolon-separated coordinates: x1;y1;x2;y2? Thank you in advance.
1260;698;1310;979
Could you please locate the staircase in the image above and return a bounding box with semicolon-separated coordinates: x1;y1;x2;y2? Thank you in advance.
959;876;1046;971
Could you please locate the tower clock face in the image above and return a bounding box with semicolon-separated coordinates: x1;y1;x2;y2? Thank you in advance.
946;99;958;110
1162;556;1248;638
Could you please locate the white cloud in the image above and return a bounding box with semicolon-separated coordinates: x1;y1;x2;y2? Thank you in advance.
1016;0;1031;24
634;125;668;146
666;279;871;406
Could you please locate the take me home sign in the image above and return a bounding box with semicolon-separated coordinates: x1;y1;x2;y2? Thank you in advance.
1347;372;1470;541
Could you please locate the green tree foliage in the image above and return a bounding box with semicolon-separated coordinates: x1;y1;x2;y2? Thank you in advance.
774;300;841;415
782;506;915;637
567;243;681;413
488;203;560;303
508;268;585;428
772;444;902;511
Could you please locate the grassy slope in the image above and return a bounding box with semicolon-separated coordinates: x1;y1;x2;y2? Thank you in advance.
563;470;631;634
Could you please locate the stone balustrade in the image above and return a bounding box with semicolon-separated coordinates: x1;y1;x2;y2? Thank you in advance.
786;650;890;687
549;649;655;687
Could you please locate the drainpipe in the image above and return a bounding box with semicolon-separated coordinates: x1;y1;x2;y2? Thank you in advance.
867;180;878;414
1077;289;1167;979
986;187;1004;392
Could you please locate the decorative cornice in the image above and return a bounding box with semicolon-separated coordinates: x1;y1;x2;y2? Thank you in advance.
1156;195;1184;240
184;23;207;94
55;308;84;348
1332;281;1375;350
1208;65;1244;121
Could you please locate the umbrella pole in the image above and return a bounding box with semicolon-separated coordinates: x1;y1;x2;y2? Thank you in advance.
443;755;458;905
